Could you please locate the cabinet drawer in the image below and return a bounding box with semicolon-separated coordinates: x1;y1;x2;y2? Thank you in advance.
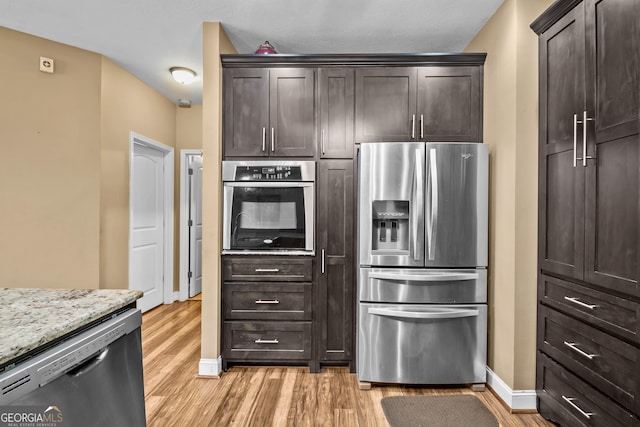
222;257;313;282
539;306;640;412
538;353;638;426
223;321;311;360
223;283;311;320
541;275;640;344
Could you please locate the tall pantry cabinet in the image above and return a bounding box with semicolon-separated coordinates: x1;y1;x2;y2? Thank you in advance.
532;0;640;425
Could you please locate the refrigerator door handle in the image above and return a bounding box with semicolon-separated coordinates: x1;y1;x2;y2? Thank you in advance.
369;272;479;282
369;307;480;320
427;148;438;261
413;148;424;261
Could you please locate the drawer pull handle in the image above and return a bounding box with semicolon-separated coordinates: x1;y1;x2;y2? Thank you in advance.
562;396;594;419
255;339;279;344
255;299;280;304
563;341;597;360
255;268;280;273
564;296;597;310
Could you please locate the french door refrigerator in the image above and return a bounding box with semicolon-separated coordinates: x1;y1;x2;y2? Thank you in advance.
357;142;488;385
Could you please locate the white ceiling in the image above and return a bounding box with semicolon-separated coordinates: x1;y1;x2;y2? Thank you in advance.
1;0;503;105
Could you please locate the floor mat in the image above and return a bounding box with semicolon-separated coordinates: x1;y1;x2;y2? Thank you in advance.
381;395;498;427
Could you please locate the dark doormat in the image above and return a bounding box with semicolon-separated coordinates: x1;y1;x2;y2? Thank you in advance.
381;395;499;427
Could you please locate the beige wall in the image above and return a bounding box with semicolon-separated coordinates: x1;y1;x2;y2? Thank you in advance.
465;0;553;390
174;105;203;289
0;27;102;289
1;26;185;292
99;58;177;290
201;22;236;362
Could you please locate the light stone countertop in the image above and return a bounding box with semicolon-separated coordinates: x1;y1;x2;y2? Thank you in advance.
0;288;142;367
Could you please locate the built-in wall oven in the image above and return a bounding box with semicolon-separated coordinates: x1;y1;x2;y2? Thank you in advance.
222;160;315;255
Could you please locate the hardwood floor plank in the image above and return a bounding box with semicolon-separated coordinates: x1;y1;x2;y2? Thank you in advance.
142;300;554;427
271;368;297;427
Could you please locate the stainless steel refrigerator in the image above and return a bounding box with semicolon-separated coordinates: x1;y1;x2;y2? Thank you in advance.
357;142;488;385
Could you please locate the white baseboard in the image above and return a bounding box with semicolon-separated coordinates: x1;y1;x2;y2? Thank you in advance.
486;368;537;411
199;357;223;377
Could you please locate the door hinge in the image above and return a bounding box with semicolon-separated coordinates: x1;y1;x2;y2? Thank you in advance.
188;168;194;175
188;271;193;280
188;219;193;227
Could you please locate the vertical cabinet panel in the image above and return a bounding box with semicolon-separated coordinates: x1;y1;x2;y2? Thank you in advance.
583;0;640;295
585;134;639;294
417;67;481;142
319;68;355;158
538;4;586;281
316;160;354;366
270;69;316;157
355;68;417;143
223;68;269;157
588;0;639;138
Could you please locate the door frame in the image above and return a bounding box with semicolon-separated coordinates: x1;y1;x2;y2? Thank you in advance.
179;149;202;301
128;132;175;306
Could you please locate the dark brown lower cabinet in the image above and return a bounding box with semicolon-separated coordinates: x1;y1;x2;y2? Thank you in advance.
315;160;355;372
537;353;639;427
221;257;316;371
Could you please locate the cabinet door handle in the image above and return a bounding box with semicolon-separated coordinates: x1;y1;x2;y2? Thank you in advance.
321;249;325;274
255;268;280;273
255;299;280;304
321;129;325;155
561;396;594;419
573;113;578;167
255;339;279;344
582;110;595;167
420;114;424;139
563;341;597;360
411;114;416;139
271;127;275;152
564;296;597;310
262;126;266;152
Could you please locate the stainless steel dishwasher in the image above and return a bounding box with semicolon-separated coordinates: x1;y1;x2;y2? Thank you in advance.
0;308;145;426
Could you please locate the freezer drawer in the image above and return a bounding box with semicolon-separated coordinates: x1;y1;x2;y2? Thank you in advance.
359;267;486;304
357;303;487;384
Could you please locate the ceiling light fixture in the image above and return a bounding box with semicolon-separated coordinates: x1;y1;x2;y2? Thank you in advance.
170;67;197;84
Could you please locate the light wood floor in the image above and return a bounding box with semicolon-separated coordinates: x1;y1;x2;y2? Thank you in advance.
142;300;553;427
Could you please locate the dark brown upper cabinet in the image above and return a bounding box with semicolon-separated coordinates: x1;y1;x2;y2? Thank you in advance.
417;67;482;142
533;0;640;297
318;68;355;159
355;66;482;144
223;68;316;158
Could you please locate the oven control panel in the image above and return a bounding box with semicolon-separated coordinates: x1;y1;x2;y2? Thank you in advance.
235;166;302;181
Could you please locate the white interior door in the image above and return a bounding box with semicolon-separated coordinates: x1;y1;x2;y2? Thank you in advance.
188;155;203;297
131;143;165;312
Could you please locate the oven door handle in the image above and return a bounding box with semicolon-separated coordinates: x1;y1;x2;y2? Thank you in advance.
368;307;479;320
369;272;479;282
223;182;313;188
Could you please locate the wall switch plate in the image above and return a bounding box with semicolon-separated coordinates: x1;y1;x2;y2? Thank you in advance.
40;56;54;73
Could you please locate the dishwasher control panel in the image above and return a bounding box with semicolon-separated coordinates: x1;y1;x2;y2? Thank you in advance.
38;324;126;384
0;309;141;405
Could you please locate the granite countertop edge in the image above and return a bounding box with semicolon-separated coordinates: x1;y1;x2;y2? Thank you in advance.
0;288;143;367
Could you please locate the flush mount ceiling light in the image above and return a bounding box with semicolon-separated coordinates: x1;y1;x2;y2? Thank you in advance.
170;67;197;84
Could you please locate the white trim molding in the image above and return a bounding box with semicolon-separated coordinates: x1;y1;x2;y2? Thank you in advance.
199;357;223;377
486;368;537;411
179;149;203;302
